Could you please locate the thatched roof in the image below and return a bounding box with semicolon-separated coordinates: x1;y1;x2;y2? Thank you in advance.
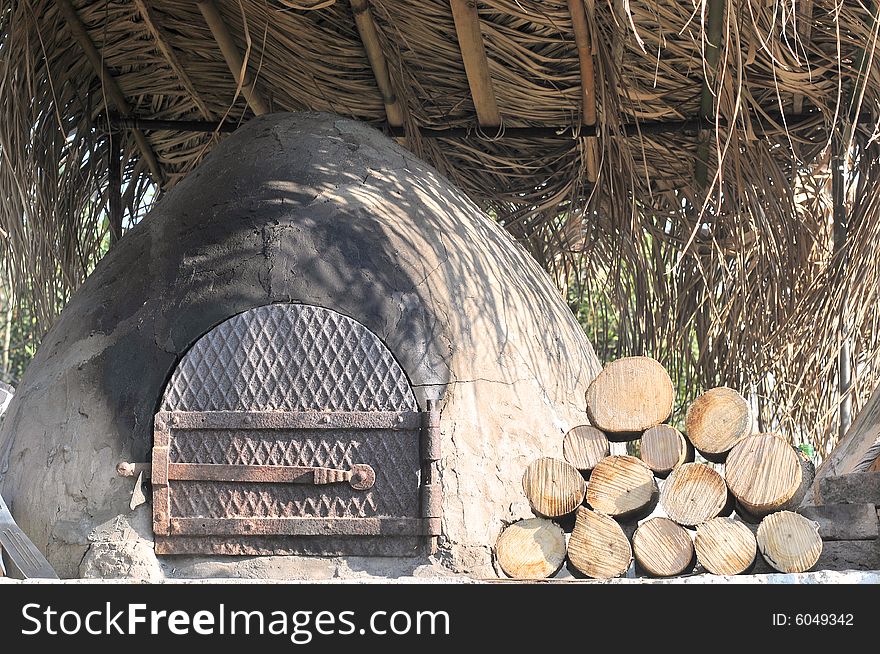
2;0;880;455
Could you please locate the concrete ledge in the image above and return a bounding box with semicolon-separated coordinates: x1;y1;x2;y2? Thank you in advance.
1;570;878;584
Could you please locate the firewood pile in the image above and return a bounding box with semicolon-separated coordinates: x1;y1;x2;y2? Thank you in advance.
496;356;880;580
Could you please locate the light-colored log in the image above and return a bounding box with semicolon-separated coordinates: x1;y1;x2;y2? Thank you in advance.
586;455;658;518
495;518;566;579
196;0;270;115
449;0;501;127
350;0;404;126
562;424;609;473
694;517;757;575
685;386;752;461
725;433;803;517
660;462;730;526
756;511;823;573
522;457;585;518
56;0;163;184
632;517;695;577
585;357;674;433
640;424;693;476
567;507;632;579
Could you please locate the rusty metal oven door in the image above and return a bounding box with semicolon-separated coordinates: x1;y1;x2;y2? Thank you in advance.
151;304;440;556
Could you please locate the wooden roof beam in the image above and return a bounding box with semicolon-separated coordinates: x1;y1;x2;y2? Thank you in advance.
349;0;404;127
792;0;814;115
449;0;501;127
133;0;213;120
567;0;597;126
695;0;725;188
56;0;164;185
567;0;598;181
195;1;270;116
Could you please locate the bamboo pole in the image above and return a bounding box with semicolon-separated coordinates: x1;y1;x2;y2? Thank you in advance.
56;0;164;185
449;0;501;127
108;132;122;245
695;0;725;188
133;0;214;120
350;0;404;127
567;0;598;181
792;0;814;115
196;0;270;116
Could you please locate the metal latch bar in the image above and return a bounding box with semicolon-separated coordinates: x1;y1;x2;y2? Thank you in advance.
167;462;375;490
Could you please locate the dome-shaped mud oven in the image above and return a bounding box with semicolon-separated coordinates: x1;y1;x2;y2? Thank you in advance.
0;113;600;580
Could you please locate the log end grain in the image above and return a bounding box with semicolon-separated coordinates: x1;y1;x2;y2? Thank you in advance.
685;386;752;459
563;425;610;473
567;507;632;579
586;454;658;517
633;517;695;577
756;511;823;573
522;457;586;518
640;425;693;476
694;517;757;575
725;433;802;516
660;462;730;527
585;357;674;433
495;518;567;579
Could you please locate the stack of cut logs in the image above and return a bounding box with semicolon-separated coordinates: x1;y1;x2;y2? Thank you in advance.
496;356;830;580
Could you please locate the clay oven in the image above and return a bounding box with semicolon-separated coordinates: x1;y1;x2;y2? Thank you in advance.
0;113;600;579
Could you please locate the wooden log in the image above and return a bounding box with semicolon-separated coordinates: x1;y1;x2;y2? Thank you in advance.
660;462;731;526
632;517;696;577
684;387;752;462
797;504;879;541
586;455;658;518
563;425;609;475
817;471;880;505
522;457;586;518
585;357;674;434
694;517;757;575
495;518;566;579
640;425;694;477
725;433;803;517
750;537;880;574
756;511;823;573
567;507;632;579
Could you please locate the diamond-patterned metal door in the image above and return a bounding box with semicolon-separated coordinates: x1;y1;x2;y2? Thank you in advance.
151;304;439;556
